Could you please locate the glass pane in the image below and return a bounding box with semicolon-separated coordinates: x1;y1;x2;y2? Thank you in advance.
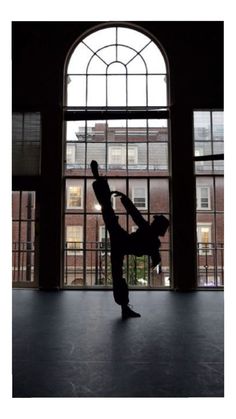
67;42;93;74
216;213;224;244
117;45;137;65
128;143;147;171
65;179;84;211
141;41;166;73
149;143;168;172
98;45;116;65
107;120;126;142
12;112;41;176
66;121;85;142
213;160;224;173
212;111;224;141
215;177;224;212
118;27;150;52
150;178;169;213
83;27;116;53
87;75;106;106
107;74;126;106
12;191;37;286
108;143;127;170
213;140;223;155
127;54;146;74
148;75;167;106
67;75;86;106
128;75;146;106
196;177;214;211
64;214;84;286
87;54;107;74
87;143;106;172
148;120;168;140
20;192;36;220
12;191;20;219
151;250;170;287
194;112;211;141
65;143;85;174
128;179;148;211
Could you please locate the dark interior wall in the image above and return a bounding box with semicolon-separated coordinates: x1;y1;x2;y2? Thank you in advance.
12;21;223;109
12;21;223;289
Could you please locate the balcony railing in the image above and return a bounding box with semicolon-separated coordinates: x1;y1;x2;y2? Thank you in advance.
64;240;170;288
197;242;224;287
12;241;35;283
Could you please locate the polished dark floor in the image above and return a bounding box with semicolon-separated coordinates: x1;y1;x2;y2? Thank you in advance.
12;289;224;397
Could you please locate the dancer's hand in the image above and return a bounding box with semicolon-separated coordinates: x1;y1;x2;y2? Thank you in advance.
111;191;126;198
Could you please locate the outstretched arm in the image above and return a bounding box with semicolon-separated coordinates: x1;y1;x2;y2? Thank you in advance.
112;191;147;228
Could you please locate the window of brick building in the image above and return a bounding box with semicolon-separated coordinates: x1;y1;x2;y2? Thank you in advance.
64;25;170;287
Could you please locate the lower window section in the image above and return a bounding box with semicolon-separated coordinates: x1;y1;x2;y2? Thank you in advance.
12;191;38;287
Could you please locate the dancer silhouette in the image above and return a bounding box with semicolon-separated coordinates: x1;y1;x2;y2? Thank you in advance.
91;160;169;319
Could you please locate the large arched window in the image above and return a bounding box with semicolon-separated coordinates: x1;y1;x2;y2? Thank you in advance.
63;25;170;288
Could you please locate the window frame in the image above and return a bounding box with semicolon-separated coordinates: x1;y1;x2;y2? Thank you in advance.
66;182;83;210
66;225;83;255
196;185;211;210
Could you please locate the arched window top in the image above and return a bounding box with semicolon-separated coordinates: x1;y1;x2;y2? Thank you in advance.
67;26;166;74
66;26;168;107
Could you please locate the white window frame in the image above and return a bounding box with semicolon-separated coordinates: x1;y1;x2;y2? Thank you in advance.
196;185;211;210
128;146;138;165
132;184;147;210
108;145;125;165
66;225;83;255
66;182;83;209
197;222;212;255
108;145;138;165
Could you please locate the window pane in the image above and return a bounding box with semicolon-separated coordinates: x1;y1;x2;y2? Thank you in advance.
129;179;147;210
98;45;116;65
128;75;146;106
87;75;106;106
66;121;86;142
83;27;116;53
118;27;150;52
12;112;41;175
66;179;84;210
67;42;93;74
12;191;36;285
67;75;86;106
141;41;166;73
127;54;146;74
148;75;167;106
64;214;84;286
194;112;211;141
87;54;107;74
212;111;224;141
149;143;168;172
150;178;169;213
107;75;126;106
148;121;168;141
215;177;224;212
117;45;137;65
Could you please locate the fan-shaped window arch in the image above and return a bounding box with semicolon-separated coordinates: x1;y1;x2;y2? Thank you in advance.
63;25;170;288
66;26;168;108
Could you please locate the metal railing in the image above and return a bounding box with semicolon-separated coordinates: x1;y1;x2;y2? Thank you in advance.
197;242;224;287
12;241;35;283
64;240;170;288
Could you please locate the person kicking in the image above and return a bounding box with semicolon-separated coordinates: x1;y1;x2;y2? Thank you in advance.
91;160;169;319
